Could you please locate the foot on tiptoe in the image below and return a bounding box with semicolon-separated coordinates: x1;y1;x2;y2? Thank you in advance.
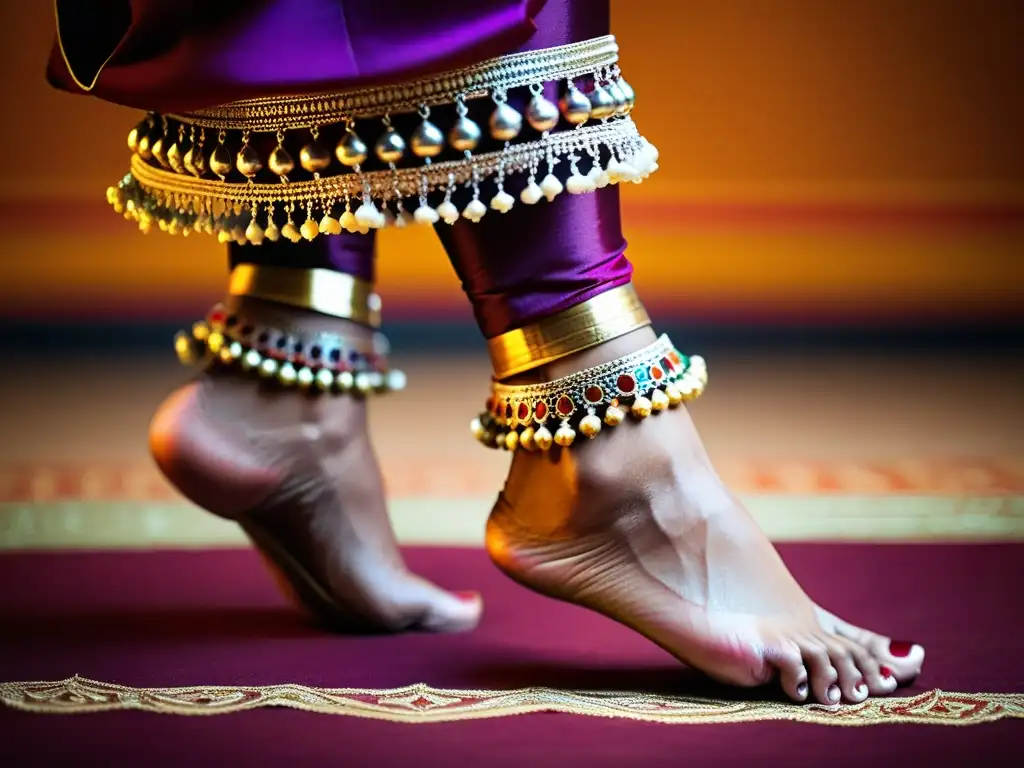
486;329;924;703
150;298;481;633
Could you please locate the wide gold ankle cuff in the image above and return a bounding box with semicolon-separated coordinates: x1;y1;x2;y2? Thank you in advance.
228;264;382;327
473;334;706;451
487;284;651;379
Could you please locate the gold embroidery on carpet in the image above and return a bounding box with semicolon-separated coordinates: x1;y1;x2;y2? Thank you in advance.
2;676;1022;725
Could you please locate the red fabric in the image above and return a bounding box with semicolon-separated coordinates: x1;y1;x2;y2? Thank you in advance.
1;544;1021;764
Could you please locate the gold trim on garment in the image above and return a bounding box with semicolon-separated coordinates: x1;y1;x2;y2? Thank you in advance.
228;265;382;327
53;0;124;92
2;677;1021;725
171;36;620;130
487;284;651;379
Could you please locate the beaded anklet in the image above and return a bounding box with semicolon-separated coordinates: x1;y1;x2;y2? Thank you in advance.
471;335;706;451
175;304;406;395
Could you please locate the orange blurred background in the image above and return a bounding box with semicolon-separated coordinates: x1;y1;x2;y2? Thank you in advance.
0;0;1021;326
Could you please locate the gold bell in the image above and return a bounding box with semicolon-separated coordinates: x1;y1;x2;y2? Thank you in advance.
579;414;602;439
631;396;653;418
533;426;554;451
258;358;279;378
296;367;315;389
471;417;486;441
603;404;625;426
504;431;519;451
665;383;683;406
650;389;670;412
554;425;576;447
174;333;198;365
206;332;224;354
519;426;536;450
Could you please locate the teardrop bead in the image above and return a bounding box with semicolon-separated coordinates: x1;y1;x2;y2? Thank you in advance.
127;119;148;153
299;142;331;172
489;103;523;141
268;146;295;176
151;137;170;168
166;143;185;173
588;85;617;119
449;116;481;152
236;144;263;178
607;81;628;115
210;145;233;178
526;94;560;132
136;133;153;161
617;78;636;114
375;128;406;163
559;87;592;124
411;119;445;158
335;132;368;167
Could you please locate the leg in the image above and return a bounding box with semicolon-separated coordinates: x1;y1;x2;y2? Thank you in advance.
149;234;481;633
437;181;925;706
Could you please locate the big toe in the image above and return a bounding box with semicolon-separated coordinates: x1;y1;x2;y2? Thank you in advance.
412;583;483;633
823;611;925;683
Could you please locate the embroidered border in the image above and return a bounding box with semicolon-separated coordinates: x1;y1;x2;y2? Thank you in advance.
2;676;1021;726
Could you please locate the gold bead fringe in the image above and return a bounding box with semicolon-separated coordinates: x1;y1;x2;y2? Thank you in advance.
471;335;706;451
177;305;405;396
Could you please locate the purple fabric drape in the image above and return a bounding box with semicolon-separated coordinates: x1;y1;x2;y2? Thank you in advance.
49;0;633;334
48;0;546;111
435;0;632;338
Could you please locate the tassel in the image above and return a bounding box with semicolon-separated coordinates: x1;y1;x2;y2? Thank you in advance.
414;205;439;224
437;200;460;224
490;190;515;212
340;210;359;233
540;173;564;202
245;220;265;245
462;199;487;222
520;181;543;205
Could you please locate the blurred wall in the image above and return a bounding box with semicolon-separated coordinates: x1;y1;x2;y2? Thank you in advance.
0;0;1021;323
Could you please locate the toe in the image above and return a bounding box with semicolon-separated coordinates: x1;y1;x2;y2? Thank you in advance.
826;614;925;683
799;638;840;704
838;637;899;696
820;635;869;703
416;586;483;633
769;641;809;702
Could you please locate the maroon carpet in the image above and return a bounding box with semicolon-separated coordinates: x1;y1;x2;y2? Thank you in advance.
1;544;1022;765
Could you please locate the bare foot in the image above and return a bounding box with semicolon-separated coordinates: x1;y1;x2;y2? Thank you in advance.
149;298;481;634
485;328;924;703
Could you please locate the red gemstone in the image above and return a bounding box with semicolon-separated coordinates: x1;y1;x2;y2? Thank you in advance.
617;374;636;394
651;365;664;380
661;356;674;372
535;401;548;420
505;403;513;419
584;385;604;404
517;402;529;420
556;395;574;416
209;309;226;325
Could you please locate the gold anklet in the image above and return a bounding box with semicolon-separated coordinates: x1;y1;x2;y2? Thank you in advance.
176;304;405;395
472;335;706;451
487;284;650;379
227;265;382;327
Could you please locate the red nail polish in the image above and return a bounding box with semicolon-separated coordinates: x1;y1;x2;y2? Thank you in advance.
889;641;914;657
880;666;893;678
455;591;480;602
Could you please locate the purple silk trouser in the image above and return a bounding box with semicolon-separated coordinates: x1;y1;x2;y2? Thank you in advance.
50;0;632;338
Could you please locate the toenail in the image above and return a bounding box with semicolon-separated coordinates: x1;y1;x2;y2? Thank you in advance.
888;640;914;657
796;682;808;699
856;682;867;696
880;665;893;679
455;591;480;603
827;685;841;703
